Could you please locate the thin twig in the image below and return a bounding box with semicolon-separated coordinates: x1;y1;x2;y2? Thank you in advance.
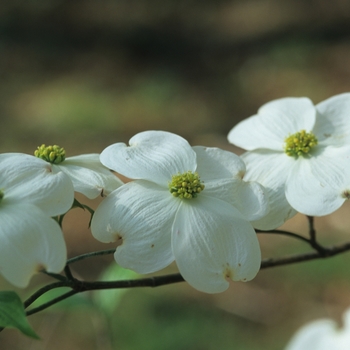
260;241;350;269
74;273;185;291
307;216;316;241
24;274;185;316
26;290;79;316
305;215;330;255
64;265;75;280
41;271;67;282
256;229;311;244
67;249;116;265
24;281;72;308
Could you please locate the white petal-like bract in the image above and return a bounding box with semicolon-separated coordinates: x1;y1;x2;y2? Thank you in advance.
314;92;350;146
56;154;123;198
240;150;296;229
91;181;178;273
0;203;67;288
285;308;350;350
285;146;350;216
100;131;196;186
228;97;316;151
0;153;74;216
172;197;261;293
193;146;269;222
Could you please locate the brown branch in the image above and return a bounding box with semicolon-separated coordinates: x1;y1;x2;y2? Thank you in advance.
304;215;329;254
21;240;350;318
256;229;311;244
24;274;185;316
260;241;350;269
257;217;331;256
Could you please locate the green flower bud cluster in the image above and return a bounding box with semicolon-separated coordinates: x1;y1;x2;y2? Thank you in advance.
169;171;205;199
34;144;66;164
284;130;318;157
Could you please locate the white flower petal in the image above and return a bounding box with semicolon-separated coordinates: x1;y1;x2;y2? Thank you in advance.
285;146;350;216
285;319;341;350
172;197;261;293
56;154;123;199
100;131;196;185
241;151;297;229
228;97;316;151
0;153;74;216
201;179;242;209
286;309;350;350
193;146;245;181
91;181;179;273
192;146;269;221
0;203;67;288
233;181;270;221
251;187;296;230
201;179;269;222
314;93;350;146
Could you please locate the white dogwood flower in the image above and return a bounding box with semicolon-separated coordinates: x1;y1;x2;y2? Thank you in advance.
285;308;350;350
228;94;350;229
91;131;268;293
0;154;69;287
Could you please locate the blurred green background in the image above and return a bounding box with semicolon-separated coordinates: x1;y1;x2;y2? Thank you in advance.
2;0;350;349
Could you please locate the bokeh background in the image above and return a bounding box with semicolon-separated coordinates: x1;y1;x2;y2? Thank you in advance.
2;0;350;349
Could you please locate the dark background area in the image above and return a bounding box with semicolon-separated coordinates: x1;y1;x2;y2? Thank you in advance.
1;1;350;349
2;0;350;150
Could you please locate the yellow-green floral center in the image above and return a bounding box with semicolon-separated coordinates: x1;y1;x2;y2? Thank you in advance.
34;144;66;164
284;130;318;157
169;171;205;199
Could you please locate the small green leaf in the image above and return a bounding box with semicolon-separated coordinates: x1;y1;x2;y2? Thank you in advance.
0;291;39;339
94;264;139;316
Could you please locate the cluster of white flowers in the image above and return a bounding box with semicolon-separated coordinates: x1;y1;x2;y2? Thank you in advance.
1;92;349;293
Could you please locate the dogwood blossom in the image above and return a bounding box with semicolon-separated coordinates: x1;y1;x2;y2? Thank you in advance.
285;308;350;350
228;94;350;229
34;144;123;198
91;131;268;293
0;154;69;287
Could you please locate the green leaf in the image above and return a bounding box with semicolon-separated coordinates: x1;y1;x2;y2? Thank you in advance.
0;291;39;339
93;264;139;316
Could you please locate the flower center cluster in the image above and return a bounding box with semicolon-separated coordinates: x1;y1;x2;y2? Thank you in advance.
284;130;318;157
34;144;66;164
169;171;205;199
